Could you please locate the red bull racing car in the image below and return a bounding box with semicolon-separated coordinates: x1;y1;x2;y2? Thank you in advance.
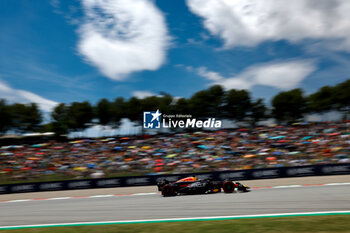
157;176;250;197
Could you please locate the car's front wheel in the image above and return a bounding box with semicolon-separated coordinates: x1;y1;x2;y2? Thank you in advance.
223;181;235;193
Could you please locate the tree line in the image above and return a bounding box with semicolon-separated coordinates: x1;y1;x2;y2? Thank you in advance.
0;79;349;136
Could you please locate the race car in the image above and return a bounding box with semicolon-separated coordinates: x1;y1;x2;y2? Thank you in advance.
157;176;250;197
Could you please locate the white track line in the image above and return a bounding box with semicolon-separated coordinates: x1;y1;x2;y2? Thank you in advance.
273;185;303;188
88;195;114;198
0;210;349;230
0;182;349;204
6;199;31;203
132;192;157;196
49;197;72;200
324;182;350;186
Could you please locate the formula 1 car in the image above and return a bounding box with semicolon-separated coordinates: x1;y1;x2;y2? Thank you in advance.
157;176;250;197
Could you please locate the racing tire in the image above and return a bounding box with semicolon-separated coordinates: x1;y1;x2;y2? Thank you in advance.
162;185;175;197
223;181;235;193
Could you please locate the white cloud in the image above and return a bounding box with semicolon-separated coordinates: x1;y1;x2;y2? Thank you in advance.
187;0;350;50
132;91;183;103
132;90;156;99
196;67;223;81
77;0;170;80
0;81;58;112
195;60;316;90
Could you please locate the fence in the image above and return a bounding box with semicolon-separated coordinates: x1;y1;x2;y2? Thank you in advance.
1;163;349;194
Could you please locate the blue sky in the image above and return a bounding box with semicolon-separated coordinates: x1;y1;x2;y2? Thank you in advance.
1;0;350;112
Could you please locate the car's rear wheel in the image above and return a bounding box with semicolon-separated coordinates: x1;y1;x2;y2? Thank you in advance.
162;185;174;197
223;181;235;193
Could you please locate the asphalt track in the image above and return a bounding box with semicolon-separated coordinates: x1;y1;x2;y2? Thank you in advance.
0;184;349;227
1;174;350;202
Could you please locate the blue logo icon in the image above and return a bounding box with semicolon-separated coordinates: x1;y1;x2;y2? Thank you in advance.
143;109;161;129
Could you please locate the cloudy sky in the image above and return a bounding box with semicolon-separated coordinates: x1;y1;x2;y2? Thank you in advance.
1;0;350;112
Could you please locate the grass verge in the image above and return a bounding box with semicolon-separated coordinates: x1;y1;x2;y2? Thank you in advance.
1;215;350;233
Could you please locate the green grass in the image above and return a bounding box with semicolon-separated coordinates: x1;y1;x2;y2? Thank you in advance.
1;215;350;233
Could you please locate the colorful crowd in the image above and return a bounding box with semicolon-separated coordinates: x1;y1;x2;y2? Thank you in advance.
1;121;349;183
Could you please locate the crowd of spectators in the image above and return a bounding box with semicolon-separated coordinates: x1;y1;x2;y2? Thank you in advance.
1;121;349;183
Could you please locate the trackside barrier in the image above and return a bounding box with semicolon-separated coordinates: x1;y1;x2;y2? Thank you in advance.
0;163;349;194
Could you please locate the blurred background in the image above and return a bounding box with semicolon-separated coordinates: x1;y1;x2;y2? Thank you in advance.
0;0;350;184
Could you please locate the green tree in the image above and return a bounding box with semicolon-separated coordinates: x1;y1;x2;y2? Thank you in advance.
140;96;161;112
67;101;94;132
125;97;143;126
138;94;174;115
110;97;125;128
0;99;12;135
333;79;350;119
272;89;307;124
223;89;252;122
188;90;212;118
158;94;173;115
26;103;42;132
172;98;190;115
308;86;335;114
10;103;42;133
96;98;114;126
188;86;224;118
39;123;54;133
249;98;267;127
207;85;225;117
51;103;70;136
